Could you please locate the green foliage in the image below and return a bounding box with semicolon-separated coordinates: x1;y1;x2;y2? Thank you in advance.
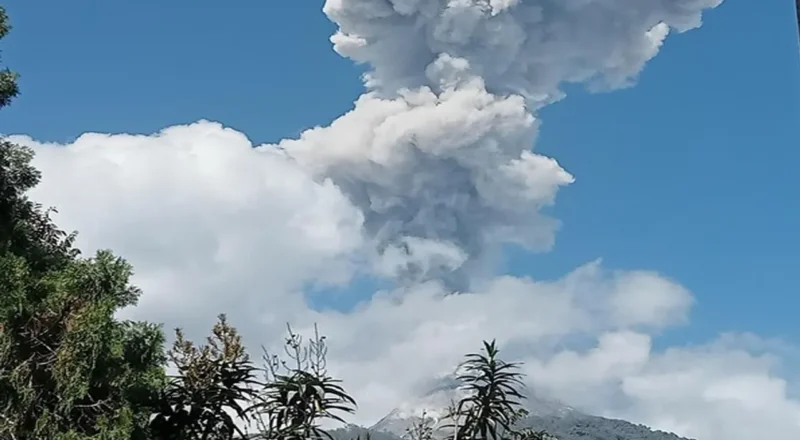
0;244;168;439
445;340;527;440
0;141;79;272
149;315;259;440
0;113;166;439
147;322;357;440
0;243;169;439
0;5;20;109
249;324;357;440
371;340;559;440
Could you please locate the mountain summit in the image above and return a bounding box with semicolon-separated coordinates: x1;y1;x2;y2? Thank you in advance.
370;373;576;436
329;374;695;440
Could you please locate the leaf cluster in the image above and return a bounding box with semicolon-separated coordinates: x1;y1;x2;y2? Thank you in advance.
149;315;259;440
1;86;165;440
437;341;557;440
147;322;357;440
0;5;19;109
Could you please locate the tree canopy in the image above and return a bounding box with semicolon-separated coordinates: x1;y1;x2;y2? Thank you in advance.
0;5;19;109
1;8;168;439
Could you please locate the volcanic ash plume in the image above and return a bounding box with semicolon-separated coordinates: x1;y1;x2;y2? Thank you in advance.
324;0;722;100
272;0;723;288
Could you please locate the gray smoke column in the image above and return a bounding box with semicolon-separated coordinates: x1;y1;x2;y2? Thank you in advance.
273;0;723;289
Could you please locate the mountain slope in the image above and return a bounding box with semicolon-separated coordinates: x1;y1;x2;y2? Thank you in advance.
330;374;695;440
331;412;694;440
517;413;693;440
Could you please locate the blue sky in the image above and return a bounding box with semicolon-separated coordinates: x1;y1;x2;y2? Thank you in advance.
2;0;799;353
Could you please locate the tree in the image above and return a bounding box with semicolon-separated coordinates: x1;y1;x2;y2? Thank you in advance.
149;315;260;440
148;322;357;440
0;199;169;440
0;5;19;109
249;324;357;440
0;9;167;437
0;230;169;440
447;340;525;440
443;341;555;440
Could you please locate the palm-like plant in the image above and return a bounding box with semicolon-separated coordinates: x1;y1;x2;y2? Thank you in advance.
254;370;355;440
248;324;356;440
444;340;528;440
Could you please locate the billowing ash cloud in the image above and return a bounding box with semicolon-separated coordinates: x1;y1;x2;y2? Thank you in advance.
275;74;573;288
271;0;723;288
324;0;722;101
